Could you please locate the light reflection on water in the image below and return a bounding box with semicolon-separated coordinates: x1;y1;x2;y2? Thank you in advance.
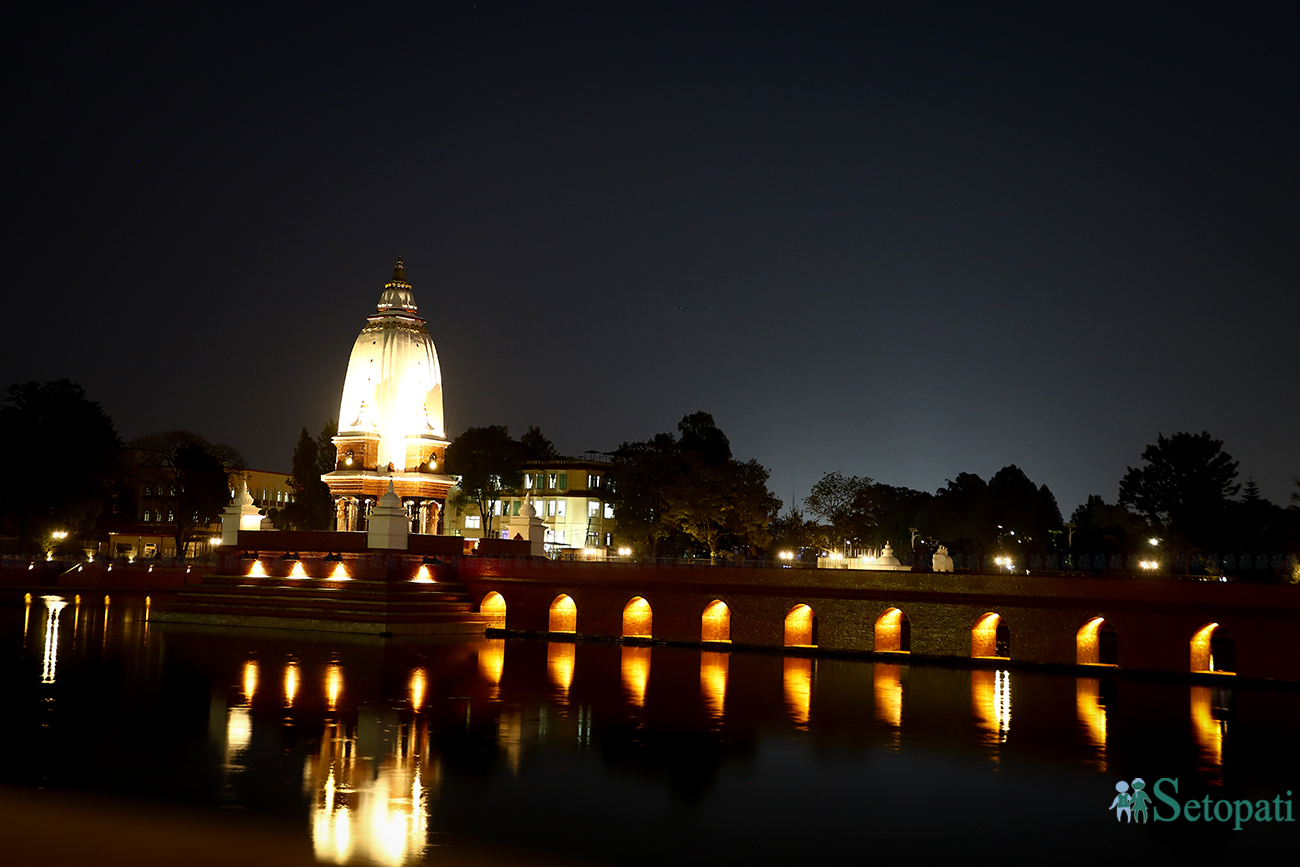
8;594;1299;866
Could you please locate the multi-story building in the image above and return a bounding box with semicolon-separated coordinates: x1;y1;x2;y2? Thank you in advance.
448;457;616;555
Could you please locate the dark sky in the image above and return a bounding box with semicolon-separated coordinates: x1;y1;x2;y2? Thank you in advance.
4;1;1297;516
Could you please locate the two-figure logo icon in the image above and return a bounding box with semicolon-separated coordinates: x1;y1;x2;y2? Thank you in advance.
1110;778;1152;822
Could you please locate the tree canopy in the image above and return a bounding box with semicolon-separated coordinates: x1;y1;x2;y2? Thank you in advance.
446;425;524;538
1118;431;1240;549
131;431;245;557
0;380;122;551
279;419;338;530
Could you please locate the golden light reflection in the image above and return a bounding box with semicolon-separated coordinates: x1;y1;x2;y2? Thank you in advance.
874;663;902;727
547;642;575;701
1190;685;1226;777
549;595;577;633
409;668;427;712
284;661;300;708
325;663;343;712
226;706;251;754
621;645;651;706
783;656;812;728
972;613;1003;658
243;660;259;703
309;718;432;867
73;594;81;633
784;604;815;647
1076;617;1106;666
290;561;308;578
480;592;506;628
40;595;67;684
1076;677;1107;771
248;560;267;577
700;651;728;719
331;562;351;581
622;597;652;638
479;639;505;700
1190;623;1233;673
701;600;730;642
498;710;523;774
875;608;906;653
412;565;432;583
972;669;1012;745
23;592;31;640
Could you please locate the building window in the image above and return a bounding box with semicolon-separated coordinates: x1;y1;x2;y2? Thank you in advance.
143;511;151;522
144;486;153;497
168;511;174;522
588;500;601;518
588;474;601;488
493;500;502;516
465;515;481;529
555;530;566;545
548;473;557;490
604;503;614;519
524;474;533;489
556;500;566;518
605;533;612;546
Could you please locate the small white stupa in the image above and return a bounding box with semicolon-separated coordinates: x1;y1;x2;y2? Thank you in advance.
366;481;410;550
503;493;547;557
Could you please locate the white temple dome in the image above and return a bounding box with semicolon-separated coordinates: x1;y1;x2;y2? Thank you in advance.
336;257;445;471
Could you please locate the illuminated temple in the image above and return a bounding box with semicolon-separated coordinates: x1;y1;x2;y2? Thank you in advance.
323;258;456;534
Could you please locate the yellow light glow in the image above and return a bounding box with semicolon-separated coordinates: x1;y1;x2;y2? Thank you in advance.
617;547;632;556
480;591;506;628
41;595;67;684
412;565;432;583
874;662;902;727
972;669;1012;744
875;607;905;653
621;645;651;706
1190;623;1218;673
479;639;505;695
243;660;259;703
290;561;308;578
622;597;652;638
1076;617;1104;665
783;656;812;728
226;706;251;753
783;604;815;647
700;651;728;719
284;661;300;708
326;663;343;712
409;668;427;712
701;599;731;642
548;642;575;699
1076;677;1107;770
249;560;267;577
971;612;1003;658
549;595;577;633
23;593;31;640
331;562;351;580
1190;685;1224;774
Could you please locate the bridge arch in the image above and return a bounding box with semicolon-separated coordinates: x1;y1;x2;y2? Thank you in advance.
1190;623;1236;674
549;594;577;633
972;612;1010;658
479;591;506;629
701;600;731;642
1076;617;1119;666
784;604;817;647
622;597;652;639
875;607;910;653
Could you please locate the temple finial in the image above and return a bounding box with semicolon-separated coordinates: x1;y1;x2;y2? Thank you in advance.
392;256;405;281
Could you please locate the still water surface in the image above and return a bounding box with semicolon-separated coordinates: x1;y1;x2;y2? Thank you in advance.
3;591;1298;864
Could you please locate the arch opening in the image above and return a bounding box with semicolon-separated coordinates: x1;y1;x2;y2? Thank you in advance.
1076;617;1119;666
972;612;1010;659
701;600;731;642
622;597;652;639
875;607;910;653
549;594;577;633
1190;623;1236;674
784;604;817;647
480;591;506;629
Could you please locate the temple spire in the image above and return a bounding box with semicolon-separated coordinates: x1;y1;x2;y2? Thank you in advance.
392;255;405;282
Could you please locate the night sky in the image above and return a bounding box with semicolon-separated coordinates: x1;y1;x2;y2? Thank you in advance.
5;1;1297;516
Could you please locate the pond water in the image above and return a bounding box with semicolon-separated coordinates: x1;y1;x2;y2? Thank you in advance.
3;590;1297;865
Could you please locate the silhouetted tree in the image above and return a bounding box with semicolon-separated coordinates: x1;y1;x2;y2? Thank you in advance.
520;425;561;460
0;380;122;552
664;458;781;560
1119;431;1240;550
280;419;338;530
803;472;874;549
